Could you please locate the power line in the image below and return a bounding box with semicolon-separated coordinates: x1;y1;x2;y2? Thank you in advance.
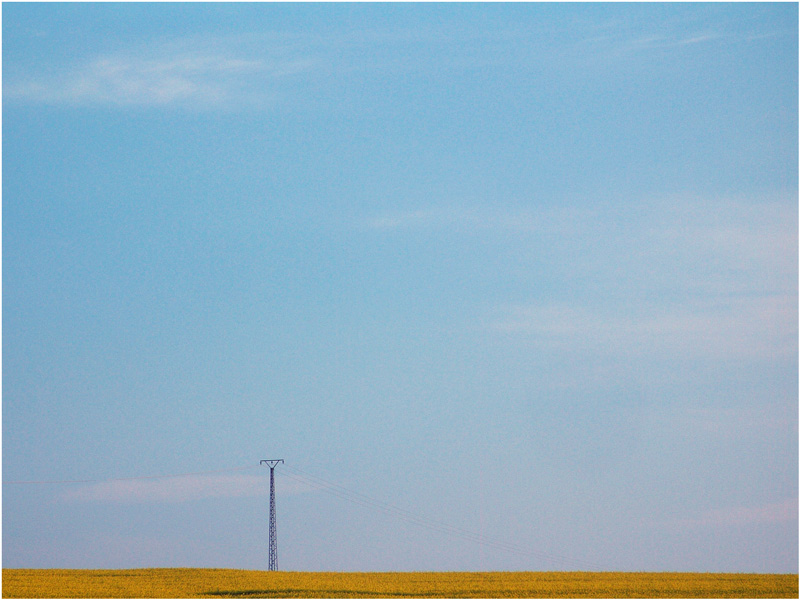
279;464;608;571
5;461;608;570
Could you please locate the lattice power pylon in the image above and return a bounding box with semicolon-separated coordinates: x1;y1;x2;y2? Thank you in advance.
260;459;284;571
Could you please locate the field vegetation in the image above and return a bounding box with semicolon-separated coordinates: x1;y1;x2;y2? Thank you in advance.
2;569;797;598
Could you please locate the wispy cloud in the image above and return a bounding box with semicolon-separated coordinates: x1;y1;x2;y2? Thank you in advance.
372;196;798;284
5;39;316;108
4;25;509;109
362;204;587;234
366;195;796;364
365;195;796;293
62;473;313;504
674;498;797;528
699;499;797;527
627;32;722;50
4;16;773;111
577;13;791;65
491;294;796;362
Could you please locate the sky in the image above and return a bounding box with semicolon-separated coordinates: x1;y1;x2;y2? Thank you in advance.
2;3;797;574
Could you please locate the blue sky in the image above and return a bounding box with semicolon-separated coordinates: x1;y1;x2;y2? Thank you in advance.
2;3;797;573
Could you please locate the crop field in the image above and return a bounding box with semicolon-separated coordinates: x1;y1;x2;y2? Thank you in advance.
2;569;797;598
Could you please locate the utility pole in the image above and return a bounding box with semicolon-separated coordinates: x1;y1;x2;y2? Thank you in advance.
260;459;284;571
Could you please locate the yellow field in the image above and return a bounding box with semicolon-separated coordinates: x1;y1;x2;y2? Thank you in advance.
2;569;797;598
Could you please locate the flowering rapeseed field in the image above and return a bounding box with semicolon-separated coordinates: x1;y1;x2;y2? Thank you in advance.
2;569;797;598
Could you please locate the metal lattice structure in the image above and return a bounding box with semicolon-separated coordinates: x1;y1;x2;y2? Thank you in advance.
260;459;284;571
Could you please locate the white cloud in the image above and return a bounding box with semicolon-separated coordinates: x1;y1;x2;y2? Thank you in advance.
491;293;796;362
62;472;314;504
5;24;523;110
365;195;796;297
366;198;796;370
362;205;587;234
700;499;797;527
629;32;721;49
466;194;796;364
679;498;797;528
4;41;316;108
